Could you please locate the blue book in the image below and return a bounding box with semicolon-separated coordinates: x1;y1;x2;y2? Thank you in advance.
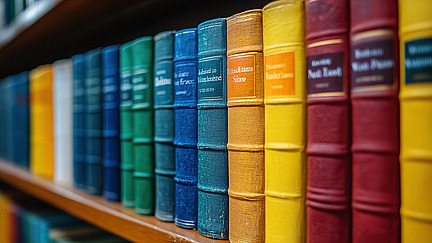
197;18;229;239
0;79;6;160
153;30;176;222
4;76;13;162
11;72;30;168
102;45;121;202
72;54;86;189
85;48;104;195
173;28;198;229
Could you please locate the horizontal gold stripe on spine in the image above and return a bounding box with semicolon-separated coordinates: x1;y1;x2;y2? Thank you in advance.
352;29;394;42
228;190;265;200
265;190;303;199
352;84;395;92
264;97;304;104
308;91;345;97
307;39;343;48
227;144;264;152
265;142;304;151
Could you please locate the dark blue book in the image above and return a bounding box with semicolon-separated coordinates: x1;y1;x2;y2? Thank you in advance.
72;54;86;189
153;30;176;222
85;48;104;195
173;28;198;229
102;45;121;202
197;18;229;238
11;71;30;168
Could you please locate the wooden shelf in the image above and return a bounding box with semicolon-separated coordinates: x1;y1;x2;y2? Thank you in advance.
0;160;227;243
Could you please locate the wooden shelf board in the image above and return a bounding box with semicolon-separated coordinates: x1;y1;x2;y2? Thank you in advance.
0;160;227;243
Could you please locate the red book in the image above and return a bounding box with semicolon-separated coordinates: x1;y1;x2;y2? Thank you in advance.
350;1;400;242
305;1;351;243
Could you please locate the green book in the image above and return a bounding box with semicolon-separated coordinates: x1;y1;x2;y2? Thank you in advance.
131;36;154;215
120;42;135;208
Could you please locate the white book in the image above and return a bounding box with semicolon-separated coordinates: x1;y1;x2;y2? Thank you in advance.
53;59;73;187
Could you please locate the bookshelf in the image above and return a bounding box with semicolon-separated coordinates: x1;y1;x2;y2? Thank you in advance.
0;160;226;243
0;0;268;241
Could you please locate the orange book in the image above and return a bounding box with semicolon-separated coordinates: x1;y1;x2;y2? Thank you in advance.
30;65;54;178
227;9;265;242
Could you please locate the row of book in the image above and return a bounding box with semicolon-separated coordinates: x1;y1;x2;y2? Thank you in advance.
0;0;43;29
0;185;127;243
0;0;431;242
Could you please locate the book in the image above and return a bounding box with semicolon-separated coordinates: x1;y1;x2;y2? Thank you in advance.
30;64;54;178
120;42;135;208
153;30;176;222
102;45;121;202
399;0;432;242
173;28;198;229
11;71;30;168
0;79;5;159
72;54;87;189
305;0;351;242
3;76;13;162
197;18;229;239
263;1;306;242
350;1;400;242
53;59;74;187
85;48;104;195
227;9;265;242
131;36;154;215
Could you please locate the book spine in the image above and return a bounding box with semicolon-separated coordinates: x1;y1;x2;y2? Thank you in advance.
350;1;400;242
120;43;135;207
197;18;229;239
399;0;432;242
263;1;306;242
173;28;198;229
72;54;86;189
85;48;103;195
227;10;265;242
0;80;4;159
131;36;154;215
102;45;121;202
153;30;176;222
53;59;74;187
305;0;351;243
29;65;54;179
4;77;13;162
11;72;30;168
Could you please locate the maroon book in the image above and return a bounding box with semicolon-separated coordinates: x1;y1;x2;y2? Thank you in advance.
305;1;351;243
350;1;400;243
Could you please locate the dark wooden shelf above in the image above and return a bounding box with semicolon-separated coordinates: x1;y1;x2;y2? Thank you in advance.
0;160;228;243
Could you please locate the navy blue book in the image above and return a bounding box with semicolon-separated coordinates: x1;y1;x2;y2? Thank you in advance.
0;79;7;160
11;71;30;168
197;18;229;238
72;54;86;189
173;28;198;229
153;30;176;222
102;45;121;202
85;48;103;195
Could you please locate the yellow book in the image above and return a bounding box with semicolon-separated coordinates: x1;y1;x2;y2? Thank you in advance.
263;1;306;242
399;0;432;242
30;65;54;178
0;193;10;243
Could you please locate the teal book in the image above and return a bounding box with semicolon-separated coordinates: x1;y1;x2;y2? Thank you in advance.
85;48;104;195
131;36;154;215
197;18;229;238
120;42;135;208
153;30;176;222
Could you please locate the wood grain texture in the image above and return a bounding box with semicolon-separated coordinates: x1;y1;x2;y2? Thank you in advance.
0;160;228;243
227;9;265;243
